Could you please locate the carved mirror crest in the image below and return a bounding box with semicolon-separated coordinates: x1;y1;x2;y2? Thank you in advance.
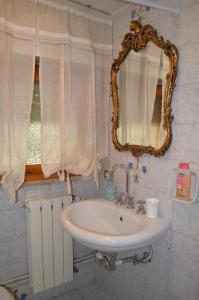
111;20;178;158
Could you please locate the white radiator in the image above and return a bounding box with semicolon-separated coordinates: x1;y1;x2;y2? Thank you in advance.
26;196;73;294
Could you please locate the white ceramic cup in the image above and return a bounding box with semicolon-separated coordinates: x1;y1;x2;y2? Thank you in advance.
146;198;159;219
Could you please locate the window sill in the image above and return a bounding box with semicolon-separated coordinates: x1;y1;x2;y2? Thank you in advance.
25;164;57;182
25;164;77;182
0;165;78;184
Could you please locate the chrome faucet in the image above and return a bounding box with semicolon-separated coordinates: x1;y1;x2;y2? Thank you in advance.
104;164;134;209
136;200;146;215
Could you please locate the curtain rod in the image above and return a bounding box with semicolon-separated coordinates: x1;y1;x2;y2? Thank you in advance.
115;0;180;15
68;0;112;16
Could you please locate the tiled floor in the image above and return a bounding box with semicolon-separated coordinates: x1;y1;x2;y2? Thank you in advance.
53;281;116;300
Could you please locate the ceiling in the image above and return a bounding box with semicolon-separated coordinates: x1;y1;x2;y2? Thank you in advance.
70;0;130;15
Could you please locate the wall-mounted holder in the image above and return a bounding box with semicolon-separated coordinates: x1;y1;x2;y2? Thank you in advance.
128;160;147;184
169;168;199;204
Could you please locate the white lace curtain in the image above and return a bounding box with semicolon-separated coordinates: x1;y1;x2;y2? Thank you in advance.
0;0;111;201
0;0;37;201
38;1;111;190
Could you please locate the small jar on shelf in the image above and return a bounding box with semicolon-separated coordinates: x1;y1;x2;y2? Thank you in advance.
176;163;191;202
170;164;199;204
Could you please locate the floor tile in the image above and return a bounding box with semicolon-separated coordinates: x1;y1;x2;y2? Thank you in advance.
54;289;82;300
78;282;114;300
52;281;116;300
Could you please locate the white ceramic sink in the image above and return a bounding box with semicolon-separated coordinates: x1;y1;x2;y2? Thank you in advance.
61;198;170;252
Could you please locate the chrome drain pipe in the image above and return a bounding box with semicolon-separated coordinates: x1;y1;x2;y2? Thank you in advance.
74;252;96;265
96;246;153;272
116;246;153;266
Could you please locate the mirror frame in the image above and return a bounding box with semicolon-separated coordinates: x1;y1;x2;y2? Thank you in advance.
111;20;178;158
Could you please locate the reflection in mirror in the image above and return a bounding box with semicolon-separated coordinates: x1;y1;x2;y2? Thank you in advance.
117;42;169;148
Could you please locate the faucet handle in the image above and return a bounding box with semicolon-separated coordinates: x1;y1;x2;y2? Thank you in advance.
136;200;146;215
116;192;125;206
125;195;135;209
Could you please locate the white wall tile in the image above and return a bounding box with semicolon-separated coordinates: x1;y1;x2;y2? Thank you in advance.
139;158;175;193
180;0;198;9
0;187;25;210
168;264;199;300
173;83;199;124
177;2;199;49
0;235;27;267
23;183;52;200
174;123;199;163
178;42;199;85
0;208;26;240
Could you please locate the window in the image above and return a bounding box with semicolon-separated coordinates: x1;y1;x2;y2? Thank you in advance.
0;57;77;183
27;57;41;165
25;58;69;182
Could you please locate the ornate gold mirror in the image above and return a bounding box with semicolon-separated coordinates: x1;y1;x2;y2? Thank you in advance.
111;20;178;157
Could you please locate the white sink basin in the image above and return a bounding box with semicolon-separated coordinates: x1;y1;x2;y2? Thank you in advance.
61;198;170;252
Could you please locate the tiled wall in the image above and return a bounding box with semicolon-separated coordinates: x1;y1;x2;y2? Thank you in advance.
0;176;104;298
96;1;199;300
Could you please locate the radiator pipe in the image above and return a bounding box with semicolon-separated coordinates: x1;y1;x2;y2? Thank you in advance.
0;252;96;287
0;275;29;287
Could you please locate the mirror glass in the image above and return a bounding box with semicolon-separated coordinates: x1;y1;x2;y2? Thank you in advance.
117;41;169;149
